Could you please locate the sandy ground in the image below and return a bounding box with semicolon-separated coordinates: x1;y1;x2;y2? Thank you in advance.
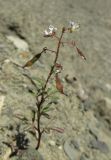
0;0;111;160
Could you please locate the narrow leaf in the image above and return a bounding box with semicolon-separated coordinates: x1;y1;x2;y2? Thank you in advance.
76;47;86;60
41;112;50;119
41;103;52;113
34;77;45;86
31;110;36;122
51;96;59;103
23;53;42;68
23;74;40;92
47;87;58;95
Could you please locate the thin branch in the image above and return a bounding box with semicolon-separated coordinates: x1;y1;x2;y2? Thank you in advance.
23;73;40;92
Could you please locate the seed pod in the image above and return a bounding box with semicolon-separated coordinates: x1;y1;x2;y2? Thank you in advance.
55;73;64;94
23;53;42;68
76;47;86;60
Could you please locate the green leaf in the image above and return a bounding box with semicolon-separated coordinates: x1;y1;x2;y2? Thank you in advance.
41;103;54;113
33;77;45;86
47;87;58;95
51;95;59;101
28;88;37;96
41;112;50;119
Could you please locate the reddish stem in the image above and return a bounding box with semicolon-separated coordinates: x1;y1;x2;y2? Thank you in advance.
35;27;65;150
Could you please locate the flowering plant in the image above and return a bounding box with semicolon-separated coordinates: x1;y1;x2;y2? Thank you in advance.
22;21;86;150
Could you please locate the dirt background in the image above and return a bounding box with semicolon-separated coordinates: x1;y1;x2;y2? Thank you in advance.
0;0;111;160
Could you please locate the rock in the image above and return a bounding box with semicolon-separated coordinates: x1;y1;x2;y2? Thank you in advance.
88;127;98;140
58;145;62;150
77;88;88;102
94;97;111;124
6;35;29;51
64;75;88;102
10;148;44;160
105;83;111;91
88;138;109;154
75;81;88;102
48;140;56;146
3;59;11;64
80;153;89;160
0;44;6;49
0;145;11;160
104;97;111;108
63;138;80;160
80;98;94;111
0;95;5;114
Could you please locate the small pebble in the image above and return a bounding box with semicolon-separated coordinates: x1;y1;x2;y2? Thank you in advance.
48;140;56;146
77;88;88;102
105;83;111;91
4;59;10;64
58;145;62;150
0;95;5;114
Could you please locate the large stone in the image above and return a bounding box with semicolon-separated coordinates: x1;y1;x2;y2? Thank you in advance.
6;35;29;51
64;138;80;160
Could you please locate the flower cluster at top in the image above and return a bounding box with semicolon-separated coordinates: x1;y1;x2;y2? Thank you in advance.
44;25;57;37
44;21;80;37
69;21;80;33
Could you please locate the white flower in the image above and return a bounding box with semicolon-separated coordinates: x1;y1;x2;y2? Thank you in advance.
69;21;80;32
44;25;57;37
55;69;61;74
49;25;57;32
44;30;50;36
